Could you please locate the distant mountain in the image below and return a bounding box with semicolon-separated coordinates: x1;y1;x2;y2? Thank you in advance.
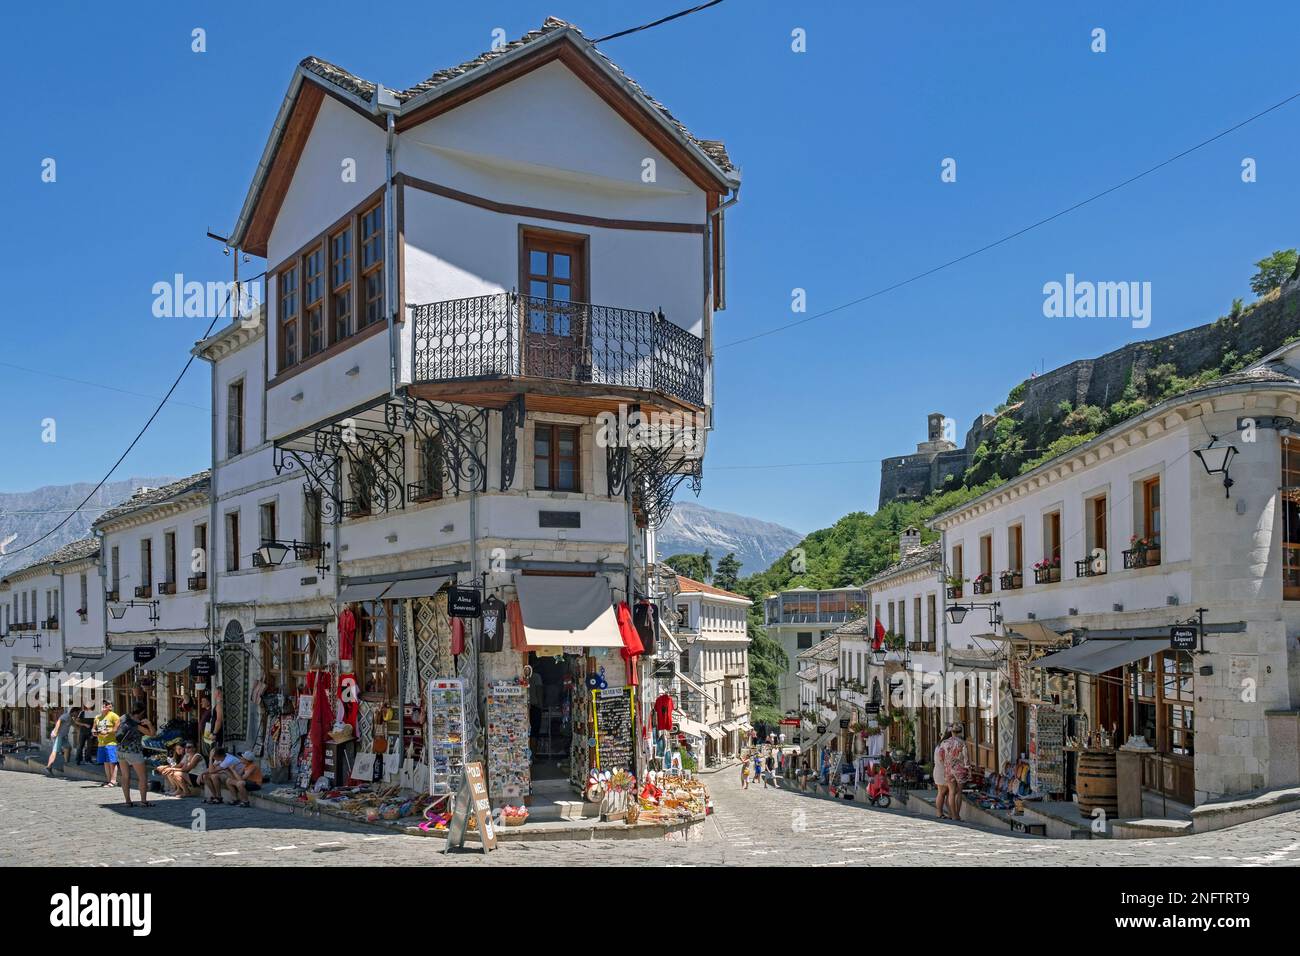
0;477;177;576
657;501;803;577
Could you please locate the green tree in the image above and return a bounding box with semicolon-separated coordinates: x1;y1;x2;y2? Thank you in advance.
1250;249;1298;297
663;552;709;581
746;620;788;725
713;552;742;592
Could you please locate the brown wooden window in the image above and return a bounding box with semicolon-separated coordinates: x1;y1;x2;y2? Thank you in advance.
110;546;120;596
225;511;240;573
194;523;207;572
1045;511;1061;560
139;539;152;596
415;435;444;501
1283;438;1300;599
360;204;384;328
226;380;244;457
1090;495;1108;554
331;226;353;342
303;244;325;357
927;593;937;647
1141;477;1161;546
534;424;580;492
278;264;299;370
950;543;963;598
303;490;323;549
357;601;397;702
259;501;277;544
287;633;314;694
163;531;176;590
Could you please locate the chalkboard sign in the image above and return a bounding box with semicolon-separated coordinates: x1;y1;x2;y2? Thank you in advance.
593;688;633;772
448;587;481;619
445;761;496;854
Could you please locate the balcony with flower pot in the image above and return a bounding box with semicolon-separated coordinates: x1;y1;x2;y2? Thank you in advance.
1122;536;1161;570
1032;556;1061;585
999;570;1023;591
972;573;993;595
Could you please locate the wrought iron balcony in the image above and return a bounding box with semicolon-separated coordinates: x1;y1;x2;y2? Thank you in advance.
187;574;207;592
407;478;442;503
42;617;58;629
999;570;1023;591
410;292;706;409
105;590;120;603
157;581;176;596
133;585;152;599
1075;558;1107;578
1123;547;1161;570
1033;565;1061;585
972;576;993;595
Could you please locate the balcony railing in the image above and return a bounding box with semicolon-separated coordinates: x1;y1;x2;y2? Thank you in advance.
946;585;963;600
1123;547;1161;570
105;590;120;603
157;581;176;596
1075;558;1106;578
1033;565;1061;585
188;574;207;592
407;479;442;504
410;292;706;409
999;570;1023;591
972;576;993;595
42;617;58;629
133;585;152;598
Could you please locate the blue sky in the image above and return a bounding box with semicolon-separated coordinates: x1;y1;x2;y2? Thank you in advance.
4;1;1300;537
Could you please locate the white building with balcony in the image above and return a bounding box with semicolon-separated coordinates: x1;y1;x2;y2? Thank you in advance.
669;574;751;762
93;474;212;728
0;537;103;744
929;360;1300;810
203;17;738;798
764;586;869;716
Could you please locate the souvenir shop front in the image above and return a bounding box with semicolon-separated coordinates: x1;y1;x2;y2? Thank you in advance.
251;570;655;830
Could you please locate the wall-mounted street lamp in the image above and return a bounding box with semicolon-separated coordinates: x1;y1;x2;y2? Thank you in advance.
254;539;331;576
108;600;160;625
1193;436;1237;499
946;600;1002;627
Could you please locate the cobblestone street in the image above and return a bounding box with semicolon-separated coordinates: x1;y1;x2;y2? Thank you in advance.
3;769;1299;867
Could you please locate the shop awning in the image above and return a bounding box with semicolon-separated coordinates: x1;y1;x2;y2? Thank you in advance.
514;576;621;648
338;581;392;602
72;650;136;683
722;721;740;733
811;729;837;751
251;617;330;634
1033;638;1169;676
676;715;708;739
141;647;206;674
382;576;450;600
1003;621;1070;645
705;726;725;740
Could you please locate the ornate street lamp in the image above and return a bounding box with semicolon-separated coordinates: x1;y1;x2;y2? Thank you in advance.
1193;437;1237;498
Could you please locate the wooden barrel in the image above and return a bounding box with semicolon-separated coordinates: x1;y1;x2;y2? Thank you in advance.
1077;750;1118;815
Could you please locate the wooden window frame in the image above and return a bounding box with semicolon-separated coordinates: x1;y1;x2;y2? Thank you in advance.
277;262;300;372
358;601;397;703
302;242;325;358
258;501;278;548
1045;510;1062;562
226;379;244;458
1141;477;1161;545
1008;523;1023;572
225;510;241;573
534;423;581;492
163;531;176;590
270;189;386;378
139;539;152;597
303;490;323;548
359;203;385;330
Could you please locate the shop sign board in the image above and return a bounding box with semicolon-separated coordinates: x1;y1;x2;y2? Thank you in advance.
133;646;157;664
448;587;482;619
779;718;800;726
1170;626;1198;651
445;761;497;854
189;656;216;677
816;724;827;734
864;702;881;715
838;718;850;729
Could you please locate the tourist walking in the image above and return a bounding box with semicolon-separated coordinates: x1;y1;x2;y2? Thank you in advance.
937;721;971;821
44;705;74;775
741;758;750;790
932;725;951;819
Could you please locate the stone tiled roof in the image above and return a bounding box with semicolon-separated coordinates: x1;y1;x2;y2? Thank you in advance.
299;17;733;173
1;536;99;581
1181;366;1298;395
93;471;210;528
866;540;942;587
833;615;874;636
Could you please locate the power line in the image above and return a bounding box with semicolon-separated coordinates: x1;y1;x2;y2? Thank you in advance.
0;361;209;412
719;88;1300;350
0;294;233;559
591;0;725;43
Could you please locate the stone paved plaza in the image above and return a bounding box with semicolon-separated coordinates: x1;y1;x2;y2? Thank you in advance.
2;768;1299;866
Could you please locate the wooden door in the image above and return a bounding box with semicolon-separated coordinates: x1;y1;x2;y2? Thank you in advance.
522;232;586;381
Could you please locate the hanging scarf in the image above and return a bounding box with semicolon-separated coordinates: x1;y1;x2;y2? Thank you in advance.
307;670;332;783
616;601;644;686
338;607;358;672
507;599;527;653
450;616;465;657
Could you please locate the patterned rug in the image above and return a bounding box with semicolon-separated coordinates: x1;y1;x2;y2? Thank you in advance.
357;700;376;751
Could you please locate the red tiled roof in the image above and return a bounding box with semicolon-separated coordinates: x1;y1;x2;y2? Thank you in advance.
675;575;751;602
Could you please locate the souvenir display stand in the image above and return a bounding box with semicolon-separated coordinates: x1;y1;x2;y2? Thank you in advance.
485;679;530;804
427;678;468;798
1029;704;1064;795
